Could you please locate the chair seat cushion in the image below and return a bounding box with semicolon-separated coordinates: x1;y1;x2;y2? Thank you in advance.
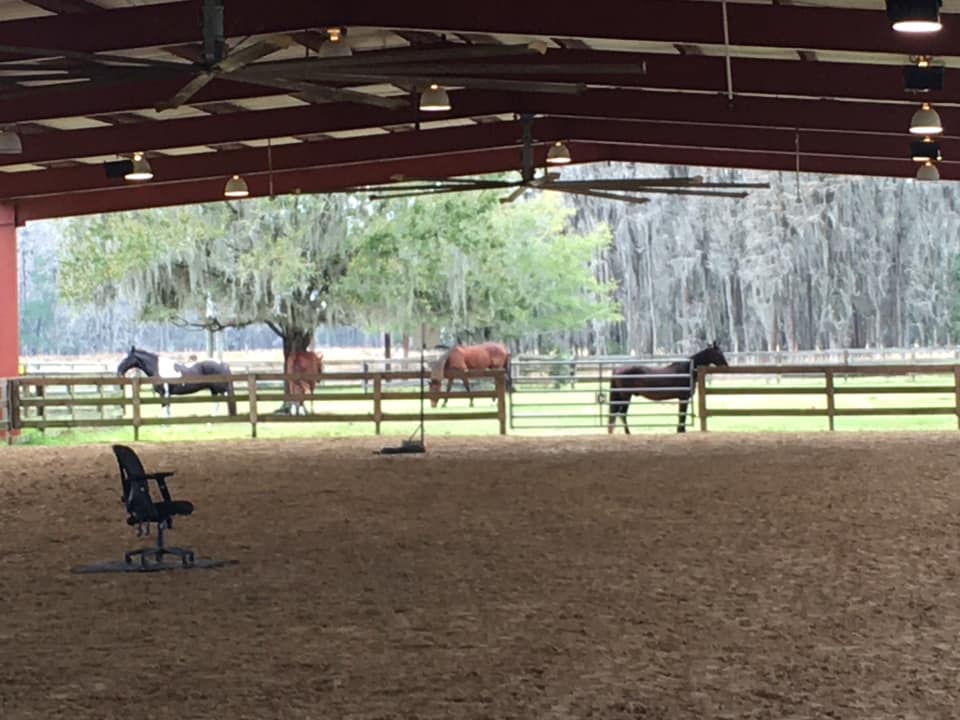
155;500;194;517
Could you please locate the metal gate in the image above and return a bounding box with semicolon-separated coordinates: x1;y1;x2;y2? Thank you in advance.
509;356;694;431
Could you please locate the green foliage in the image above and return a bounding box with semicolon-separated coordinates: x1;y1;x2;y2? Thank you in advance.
60;196;353;344
343;190;619;340
58;187;619;349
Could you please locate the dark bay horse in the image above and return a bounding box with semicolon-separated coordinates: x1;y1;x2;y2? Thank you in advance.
608;342;728;434
430;342;512;407
286;350;324;415
117;346;237;418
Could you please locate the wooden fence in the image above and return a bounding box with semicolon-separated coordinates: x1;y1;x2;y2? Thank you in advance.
3;369;508;441
696;364;960;431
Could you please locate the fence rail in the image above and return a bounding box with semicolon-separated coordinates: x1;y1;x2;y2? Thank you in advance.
697;364;960;431
3;369;508;442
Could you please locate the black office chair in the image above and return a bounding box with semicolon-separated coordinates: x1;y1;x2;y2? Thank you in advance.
111;444;195;568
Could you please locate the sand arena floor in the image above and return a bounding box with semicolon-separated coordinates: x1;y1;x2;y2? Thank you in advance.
2;432;960;719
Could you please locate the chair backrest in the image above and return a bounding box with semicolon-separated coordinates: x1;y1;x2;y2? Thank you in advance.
112;444;159;524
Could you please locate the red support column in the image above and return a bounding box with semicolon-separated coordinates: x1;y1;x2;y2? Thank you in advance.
0;204;19;437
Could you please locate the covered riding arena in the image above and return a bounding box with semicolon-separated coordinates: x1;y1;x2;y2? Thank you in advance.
2;1;960;718
4;433;960;717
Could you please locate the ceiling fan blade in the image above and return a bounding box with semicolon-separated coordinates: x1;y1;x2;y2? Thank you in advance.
0;43;186;71
499;184;532;204
218;35;294;73
544;177;709;191
368;186;482;200
156;72;215;111
549;187;651;205
245;65;587;95
229;72;407;109
624;187;751;198
381;176;521;186
249;42;546;75
697;182;770;189
368;180;520;193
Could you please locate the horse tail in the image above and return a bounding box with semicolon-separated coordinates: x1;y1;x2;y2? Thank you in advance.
504;352;513;393
224;363;237;416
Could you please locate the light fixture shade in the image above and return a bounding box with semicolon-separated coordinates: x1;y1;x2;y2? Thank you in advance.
0;129;22;154
917;160;940;180
224;174;249;198
910;137;942;162
910;102;943;134
419;84;451;112
124;152;153;181
886;0;942;33
546;141;572;165
318;40;352;59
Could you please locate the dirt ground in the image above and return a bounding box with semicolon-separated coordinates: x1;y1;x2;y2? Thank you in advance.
2;433;960;719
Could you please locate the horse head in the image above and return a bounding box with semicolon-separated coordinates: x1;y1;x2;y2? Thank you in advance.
692;341;728;369
429;378;442;407
117;346;140;376
117;346;157;377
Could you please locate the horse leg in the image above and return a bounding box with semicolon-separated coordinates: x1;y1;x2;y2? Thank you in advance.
442;378;453;408
677;399;688;433
608;388;629;434
211;390;220;417
463;376;473;408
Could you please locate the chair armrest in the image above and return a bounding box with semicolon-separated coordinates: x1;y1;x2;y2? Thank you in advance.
143;471;175;481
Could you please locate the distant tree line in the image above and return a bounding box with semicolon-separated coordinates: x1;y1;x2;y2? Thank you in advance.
17;164;960;359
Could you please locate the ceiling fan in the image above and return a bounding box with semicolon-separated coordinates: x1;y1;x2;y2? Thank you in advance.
358;114;770;206
0;0;647;112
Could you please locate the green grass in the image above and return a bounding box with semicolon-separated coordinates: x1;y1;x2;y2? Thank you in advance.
8;372;960;447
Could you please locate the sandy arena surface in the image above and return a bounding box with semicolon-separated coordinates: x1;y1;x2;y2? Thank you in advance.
2;432;960;719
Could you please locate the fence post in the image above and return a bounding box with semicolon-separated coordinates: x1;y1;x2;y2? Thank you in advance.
825;369;835;431
697;369;708;432
363;361;369;394
373;373;383;435
36;383;44;434
954;366;960;431
248;373;258;439
496;370;507;435
131;377;141;441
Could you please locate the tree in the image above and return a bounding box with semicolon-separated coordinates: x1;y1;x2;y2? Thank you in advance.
341;190;619;348
60;194;354;365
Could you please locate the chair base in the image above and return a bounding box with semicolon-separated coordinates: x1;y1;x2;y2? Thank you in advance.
124;545;195;569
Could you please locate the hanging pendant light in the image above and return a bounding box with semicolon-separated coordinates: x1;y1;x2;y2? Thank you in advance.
546;141;572;165
318;27;352;58
224;174;249;198
0;127;22;154
124;151;153;181
910;102;943;134
886;0;943;33
911;136;942;162
419;83;451;112
916;159;940;180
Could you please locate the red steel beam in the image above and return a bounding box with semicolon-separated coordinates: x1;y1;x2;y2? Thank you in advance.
14;140;934;223
0;49;953;127
0;88;949;170
0;1;952;57
0;120;533;200
0;114;944;201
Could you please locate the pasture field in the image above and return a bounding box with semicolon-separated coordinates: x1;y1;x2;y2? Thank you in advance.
9;371;960;446
2;433;960;718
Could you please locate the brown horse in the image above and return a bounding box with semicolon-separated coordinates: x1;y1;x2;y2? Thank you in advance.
608;342;727;434
429;342;512;407
286;350;324;415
